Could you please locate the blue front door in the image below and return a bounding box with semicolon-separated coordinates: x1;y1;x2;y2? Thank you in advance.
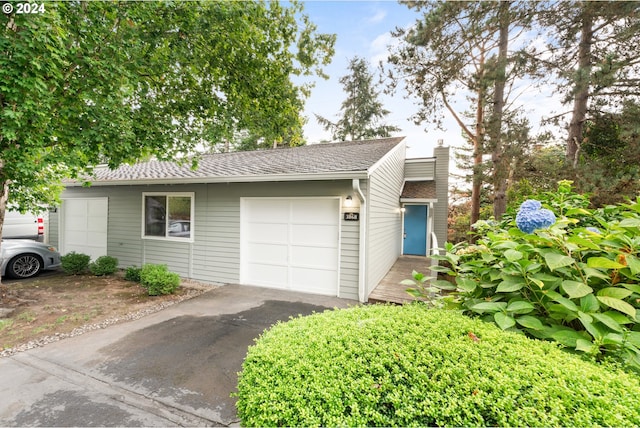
403;205;428;256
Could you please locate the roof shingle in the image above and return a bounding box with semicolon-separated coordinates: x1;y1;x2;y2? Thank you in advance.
401;180;437;200
82;137;404;184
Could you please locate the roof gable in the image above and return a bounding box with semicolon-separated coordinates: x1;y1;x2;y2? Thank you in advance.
78;137;405;185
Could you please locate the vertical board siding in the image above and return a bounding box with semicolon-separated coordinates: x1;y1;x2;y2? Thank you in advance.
366;145;405;297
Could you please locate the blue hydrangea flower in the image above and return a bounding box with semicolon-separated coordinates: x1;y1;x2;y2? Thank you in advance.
516;199;556;234
518;199;542;212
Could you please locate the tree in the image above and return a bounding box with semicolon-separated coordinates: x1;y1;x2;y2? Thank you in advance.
315;56;400;141
0;1;334;235
386;1;535;226
577;100;640;205
486;0;510;219
537;1;640;166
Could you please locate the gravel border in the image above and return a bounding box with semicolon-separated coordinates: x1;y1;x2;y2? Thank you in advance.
1;280;214;358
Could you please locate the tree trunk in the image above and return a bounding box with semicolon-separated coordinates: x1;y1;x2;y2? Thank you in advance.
0;176;9;285
566;4;593;167
470;75;485;228
491;1;510;219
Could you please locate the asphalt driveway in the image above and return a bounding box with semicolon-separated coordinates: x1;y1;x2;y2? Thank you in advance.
0;284;356;427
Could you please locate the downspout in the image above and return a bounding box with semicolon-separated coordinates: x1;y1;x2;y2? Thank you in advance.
428;202;437;267
353;179;367;302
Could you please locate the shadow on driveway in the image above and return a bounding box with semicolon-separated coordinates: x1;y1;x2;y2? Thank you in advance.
0;285;356;427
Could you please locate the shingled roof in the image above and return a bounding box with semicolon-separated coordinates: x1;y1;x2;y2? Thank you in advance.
72;137;405;186
400;181;437;200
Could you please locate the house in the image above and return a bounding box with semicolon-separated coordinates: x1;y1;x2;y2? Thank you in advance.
49;137;449;302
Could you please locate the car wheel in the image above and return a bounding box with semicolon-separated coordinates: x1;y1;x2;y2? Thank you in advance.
7;254;43;279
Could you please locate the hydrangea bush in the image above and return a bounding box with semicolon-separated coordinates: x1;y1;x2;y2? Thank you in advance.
515;200;556;234
420;182;640;370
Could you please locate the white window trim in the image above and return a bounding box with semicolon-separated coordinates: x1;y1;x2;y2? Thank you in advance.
141;192;195;243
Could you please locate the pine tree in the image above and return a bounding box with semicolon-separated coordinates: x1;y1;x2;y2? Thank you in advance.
315;56;400;141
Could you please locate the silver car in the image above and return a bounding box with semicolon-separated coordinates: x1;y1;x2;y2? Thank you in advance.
1;239;62;279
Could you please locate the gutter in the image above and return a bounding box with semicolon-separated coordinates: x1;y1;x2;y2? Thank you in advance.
64;171;370;187
353;178;367;303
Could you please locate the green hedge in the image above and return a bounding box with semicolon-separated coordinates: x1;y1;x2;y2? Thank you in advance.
89;255;119;276
60;251;90;275
236;305;640;427
139;264;180;295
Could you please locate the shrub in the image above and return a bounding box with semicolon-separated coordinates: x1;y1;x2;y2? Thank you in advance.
60;251;91;275
139;264;180;295
124;266;142;282
88;256;119;276
236;306;640;427
423;181;640;370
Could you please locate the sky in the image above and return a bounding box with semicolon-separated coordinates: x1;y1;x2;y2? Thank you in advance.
297;1;562;161
297;0;454;159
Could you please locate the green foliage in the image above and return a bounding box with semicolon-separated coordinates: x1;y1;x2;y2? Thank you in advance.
60;252;91;275
139;264;180;296
315;56;400;141
426;182;640;370
236;305;640;427
578;101;640;206
124;266;142;283
1;1;335;213
88;256;119;276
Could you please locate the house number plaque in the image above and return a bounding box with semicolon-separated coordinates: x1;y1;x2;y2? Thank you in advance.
344;212;359;221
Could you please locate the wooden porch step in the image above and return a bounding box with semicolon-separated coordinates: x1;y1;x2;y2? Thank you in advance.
367;255;432;305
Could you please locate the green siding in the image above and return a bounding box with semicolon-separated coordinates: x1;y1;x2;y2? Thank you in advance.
59;180;360;300
48;210;59;247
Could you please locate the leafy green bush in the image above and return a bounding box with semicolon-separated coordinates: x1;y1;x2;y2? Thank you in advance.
60;251;91;275
139;264;180;295
236;306;640;427
424;181;640;369
124;266;142;282
88;255;119;276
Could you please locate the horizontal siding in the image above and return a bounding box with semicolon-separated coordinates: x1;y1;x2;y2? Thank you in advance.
106;189;143;268
366;144;405;297
404;159;435;178
62;180;361;298
192;191;240;284
339;220;359;300
433;146;450;249
142;240;192;277
48;210;59;247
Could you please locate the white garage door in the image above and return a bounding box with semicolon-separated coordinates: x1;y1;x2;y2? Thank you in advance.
241;198;340;296
61;198;108;260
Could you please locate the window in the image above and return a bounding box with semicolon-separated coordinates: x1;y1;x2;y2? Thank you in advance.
143;193;194;240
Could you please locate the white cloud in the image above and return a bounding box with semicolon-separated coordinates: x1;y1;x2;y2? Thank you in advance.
369;31;395;65
367;9;387;24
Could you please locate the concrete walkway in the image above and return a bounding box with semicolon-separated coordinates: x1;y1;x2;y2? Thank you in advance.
0;284;356;427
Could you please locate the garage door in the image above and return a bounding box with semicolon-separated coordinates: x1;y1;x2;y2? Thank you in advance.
61;198;108;260
241;198;340;296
